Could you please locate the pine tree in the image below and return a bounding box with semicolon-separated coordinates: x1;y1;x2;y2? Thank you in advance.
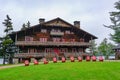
2;15;13;35
27;21;30;28
21;21;31;30
104;1;120;43
21;23;27;30
0;15;14;64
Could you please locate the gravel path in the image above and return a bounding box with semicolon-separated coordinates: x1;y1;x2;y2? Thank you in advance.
0;64;24;70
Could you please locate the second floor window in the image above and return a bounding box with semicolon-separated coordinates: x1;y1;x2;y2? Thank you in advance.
39;38;47;42
25;36;33;41
53;38;61;42
65;30;70;34
71;39;75;42
45;48;52;53
41;29;47;33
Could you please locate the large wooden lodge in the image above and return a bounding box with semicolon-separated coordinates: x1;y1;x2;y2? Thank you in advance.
9;17;97;62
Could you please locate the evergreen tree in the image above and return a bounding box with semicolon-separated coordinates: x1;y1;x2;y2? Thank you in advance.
21;21;30;30
0;15;14;64
104;1;120;43
21;23;27;30
27;21;30;28
2;15;13;35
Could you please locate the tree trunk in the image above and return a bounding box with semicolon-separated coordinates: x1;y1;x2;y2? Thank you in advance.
3;54;5;65
8;54;13;64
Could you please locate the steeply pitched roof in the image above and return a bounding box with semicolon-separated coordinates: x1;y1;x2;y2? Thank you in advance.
113;43;120;49
9;17;97;41
43;17;73;27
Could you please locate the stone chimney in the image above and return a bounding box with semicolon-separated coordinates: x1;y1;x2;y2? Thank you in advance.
74;21;80;28
39;18;45;24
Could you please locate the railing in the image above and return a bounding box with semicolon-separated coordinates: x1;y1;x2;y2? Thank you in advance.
15;41;91;46
14;52;89;58
14;53;44;58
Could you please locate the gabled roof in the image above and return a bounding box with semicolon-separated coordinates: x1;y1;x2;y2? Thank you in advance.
9;17;97;41
113;43;120;49
43;17;73;27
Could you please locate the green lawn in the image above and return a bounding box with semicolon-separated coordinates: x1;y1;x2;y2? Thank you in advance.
0;61;120;80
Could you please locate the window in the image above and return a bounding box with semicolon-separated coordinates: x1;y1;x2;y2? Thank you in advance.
41;29;47;33
39;38;47;42
65;30;70;34
28;48;35;53
72;48;77;53
80;38;84;42
62;39;66;42
71;39;75;42
60;48;68;53
53;38;61;42
51;29;61;32
25;36;33;41
45;48;52;53
71;32;74;34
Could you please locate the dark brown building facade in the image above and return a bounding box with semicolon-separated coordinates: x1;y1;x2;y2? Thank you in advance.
113;43;120;59
10;17;97;62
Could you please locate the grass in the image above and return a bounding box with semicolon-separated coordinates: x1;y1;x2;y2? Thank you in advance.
0;61;120;80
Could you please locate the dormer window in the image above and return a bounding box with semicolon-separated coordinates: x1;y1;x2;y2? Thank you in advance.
41;29;47;33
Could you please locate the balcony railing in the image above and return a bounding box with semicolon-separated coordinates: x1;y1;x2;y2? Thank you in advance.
14;52;89;58
15;41;91;46
50;32;64;36
14;53;44;58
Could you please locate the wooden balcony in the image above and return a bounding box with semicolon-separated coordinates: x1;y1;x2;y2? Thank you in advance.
15;41;91;46
50;32;64;36
14;53;44;58
14;52;89;58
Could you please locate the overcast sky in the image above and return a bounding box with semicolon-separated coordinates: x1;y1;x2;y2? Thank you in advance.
0;0;118;45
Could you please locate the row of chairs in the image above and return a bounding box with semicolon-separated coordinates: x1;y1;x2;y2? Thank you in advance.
24;56;104;66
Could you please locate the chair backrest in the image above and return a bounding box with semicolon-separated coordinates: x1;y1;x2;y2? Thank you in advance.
34;59;38;64
78;56;82;60
53;57;57;63
99;56;103;61
24;60;29;66
86;56;90;61
62;57;65;61
92;56;96;60
70;56;74;60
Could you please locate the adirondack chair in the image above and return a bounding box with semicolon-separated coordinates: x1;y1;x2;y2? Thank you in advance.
24;60;29;66
70;56;75;62
34;59;39;65
92;56;96;61
78;56;82;62
99;56;104;62
86;56;90;61
43;58;48;64
53;57;57;63
62;57;66;63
